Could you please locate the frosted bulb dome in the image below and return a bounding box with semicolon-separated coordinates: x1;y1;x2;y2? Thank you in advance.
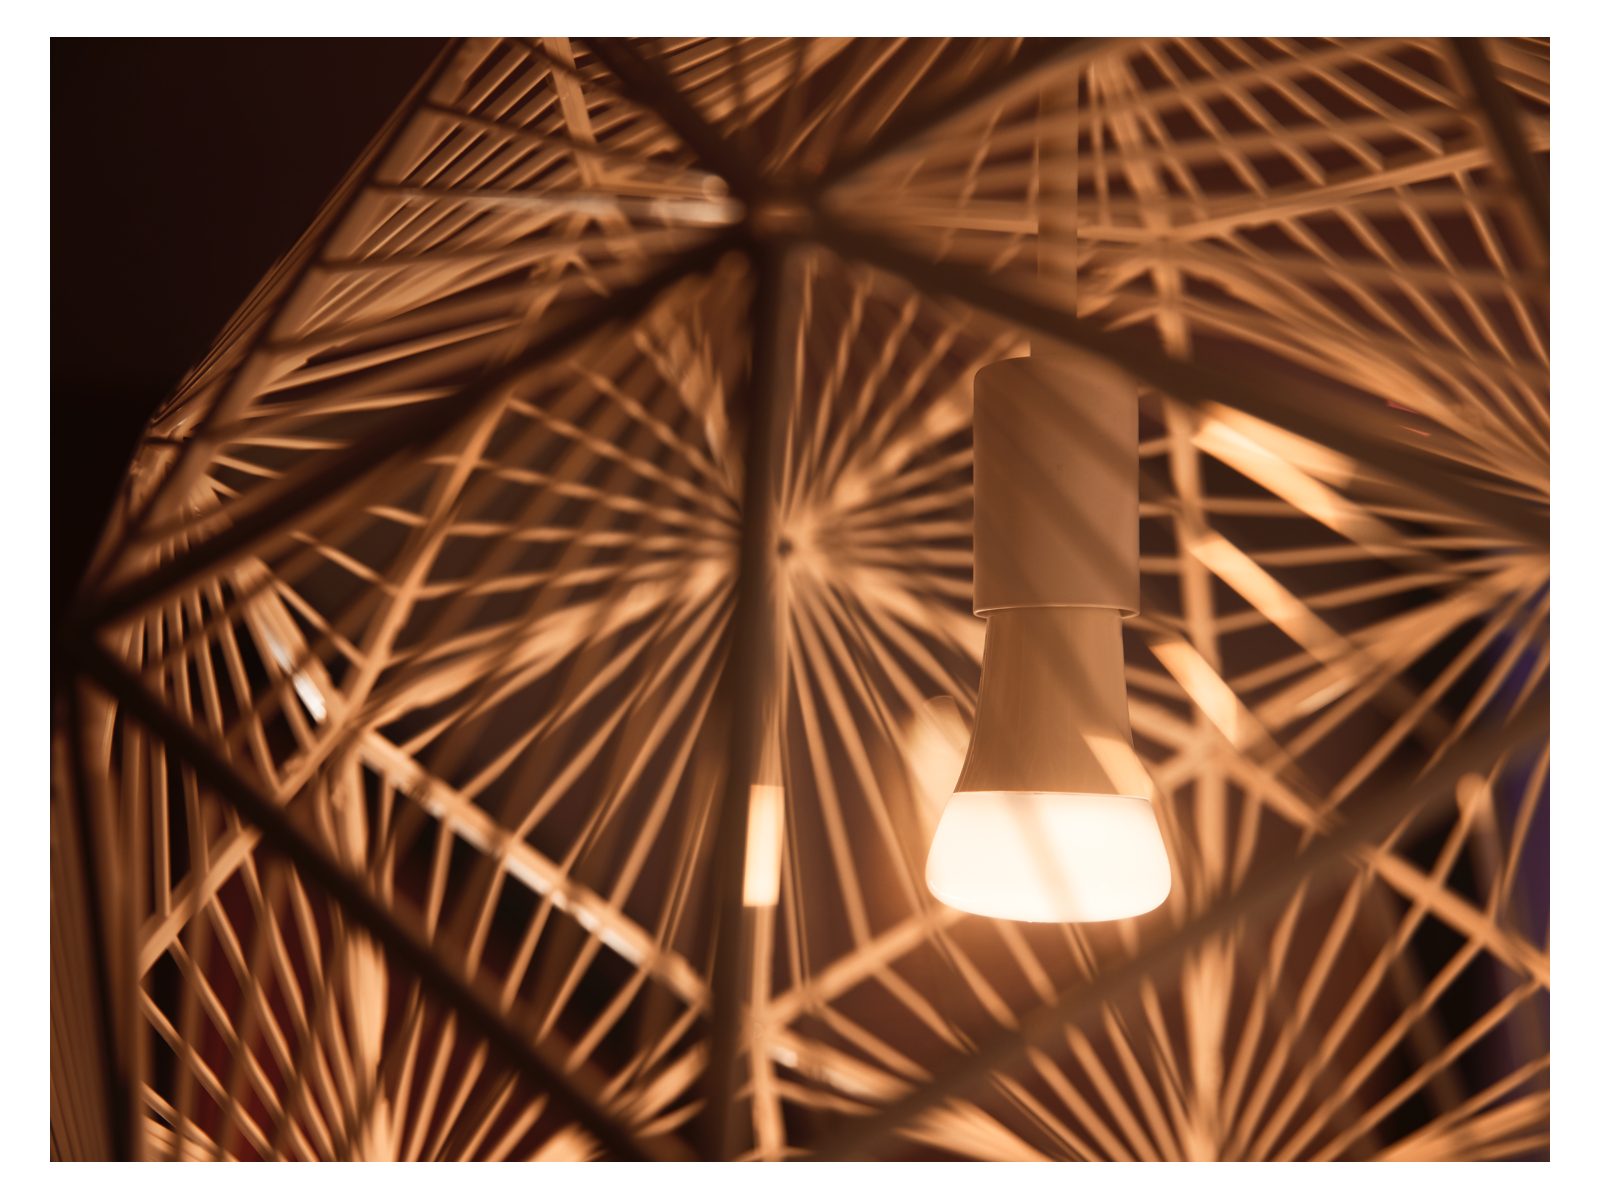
926;791;1170;922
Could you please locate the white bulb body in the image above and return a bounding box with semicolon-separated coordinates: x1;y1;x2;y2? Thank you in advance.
927;607;1171;922
924;355;1171;923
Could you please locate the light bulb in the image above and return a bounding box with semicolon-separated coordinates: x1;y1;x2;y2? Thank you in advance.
925;354;1172;923
925;608;1169;922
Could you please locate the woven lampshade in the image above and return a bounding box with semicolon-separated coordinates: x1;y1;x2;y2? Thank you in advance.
54;37;1549;1162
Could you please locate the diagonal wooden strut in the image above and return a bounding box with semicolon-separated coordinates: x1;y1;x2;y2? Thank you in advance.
815;39;1110;192
59;681;136;1160
69;638;695;1163
806;690;1547;1160
1448;38;1549;255
808;213;1548;547
76;231;741;636
583;38;768;205
76;39;466;611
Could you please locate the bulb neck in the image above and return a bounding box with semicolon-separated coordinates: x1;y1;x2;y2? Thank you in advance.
971;354;1140;617
954;606;1150;797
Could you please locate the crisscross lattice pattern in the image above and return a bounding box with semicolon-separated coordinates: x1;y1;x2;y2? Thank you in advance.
54;36;1548;1162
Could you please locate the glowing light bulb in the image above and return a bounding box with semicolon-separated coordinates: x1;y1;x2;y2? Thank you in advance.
925;355;1172;923
925;608;1169;922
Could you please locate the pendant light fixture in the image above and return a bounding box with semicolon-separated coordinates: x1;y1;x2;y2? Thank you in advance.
924;353;1172;923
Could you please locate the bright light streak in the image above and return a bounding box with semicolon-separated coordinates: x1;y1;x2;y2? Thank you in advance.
743;784;786;907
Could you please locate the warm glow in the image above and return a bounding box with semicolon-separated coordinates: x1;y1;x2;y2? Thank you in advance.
906;697;970;830
1194;407;1356;487
743;784;785;907
925;356;1173;927
1187;531;1344;666
1148;637;1243;743
1191;411;1383;545
926;791;1171;923
1083;732;1155;798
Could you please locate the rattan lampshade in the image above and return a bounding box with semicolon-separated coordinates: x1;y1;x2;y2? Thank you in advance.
53;37;1549;1162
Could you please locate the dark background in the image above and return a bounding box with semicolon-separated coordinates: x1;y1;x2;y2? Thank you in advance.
51;37;447;626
